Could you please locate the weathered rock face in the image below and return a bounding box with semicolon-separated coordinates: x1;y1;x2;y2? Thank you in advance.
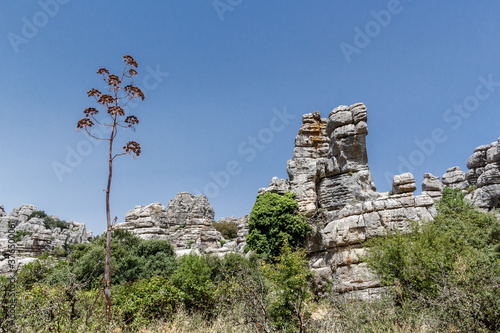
116;193;251;256
442;166;469;191
317;104;378;219
261;102;499;299
308;174;436;298
258;177;290;195
286;111;331;217
0;204;92;274
286;104;378;219
421;173;443;201
117;193;223;253
167;192;221;253
470;138;500;209
466;145;489;185
116;202;170;241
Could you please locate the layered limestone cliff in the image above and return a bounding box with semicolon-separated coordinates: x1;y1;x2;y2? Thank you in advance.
115;192;247;256
0;204;92;274
260;103;500;299
468;138;500;209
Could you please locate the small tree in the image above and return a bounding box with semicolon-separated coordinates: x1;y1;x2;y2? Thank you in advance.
246;192;312;259
76;55;144;320
261;243;313;332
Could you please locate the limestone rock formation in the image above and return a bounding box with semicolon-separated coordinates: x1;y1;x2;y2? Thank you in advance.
308;173;435;298
167;192;221;252
442;166;469;191
286;111;332;217
392;173;417;194
258;177;290;195
470;138;500;209
116;202;169;241
117;193;223;253
0;204;92;274
286;104;378;220
261;102;500;299
466;144;489;185
421;173;443;201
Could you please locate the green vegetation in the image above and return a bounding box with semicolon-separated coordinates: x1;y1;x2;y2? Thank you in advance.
365;187;500;332
212;220;238;239
3;189;500;332
246;192;312;258
261;243;313;332
173;223;186;232
13;230;32;242
28;210;69;230
68;229;177;288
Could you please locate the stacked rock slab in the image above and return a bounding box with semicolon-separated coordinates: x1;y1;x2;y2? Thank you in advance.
118;202;169;241
465;144;489;186
117;192;223;253
421;173;443;201
316;104;378;220
442;166;469;191
308;173;436;298
286;104;378;219
0;204;92;274
469;138;500;209
258;177;290;195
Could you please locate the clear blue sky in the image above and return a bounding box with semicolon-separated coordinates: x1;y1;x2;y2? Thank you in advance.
1;1;500;234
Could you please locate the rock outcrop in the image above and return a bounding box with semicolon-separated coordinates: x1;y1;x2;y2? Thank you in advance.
116;192;249;256
286;104;378;221
117;193;223;253
442;166;469;191
286;111;331;217
0;204;92;274
469;138;500;209
421;173;443;201
308;173;435;298
258;177;290;195
261;103;499;299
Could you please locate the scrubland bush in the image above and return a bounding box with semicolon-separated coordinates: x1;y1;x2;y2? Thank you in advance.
365;187;500;332
5;189;499;332
212;220;238;239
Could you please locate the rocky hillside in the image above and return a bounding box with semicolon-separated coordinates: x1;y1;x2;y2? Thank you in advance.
259;102;500;299
0;204;92;273
2;102;499;300
114;192;248;256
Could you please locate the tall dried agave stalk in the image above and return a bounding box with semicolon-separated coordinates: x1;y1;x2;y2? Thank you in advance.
76;55;144;320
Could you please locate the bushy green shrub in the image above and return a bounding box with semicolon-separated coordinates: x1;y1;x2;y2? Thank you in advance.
28;210;69;230
172;254;218;313
212;220;238;239
68;229;177;288
365;188;500;331
247;192;312;258
114;275;181;328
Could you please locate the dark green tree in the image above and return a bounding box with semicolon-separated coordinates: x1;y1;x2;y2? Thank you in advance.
67;230;177;289
246;192;312;258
